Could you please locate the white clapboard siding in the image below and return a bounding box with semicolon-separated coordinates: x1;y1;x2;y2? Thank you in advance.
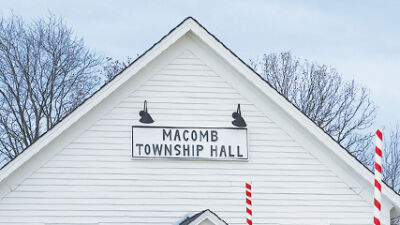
0;49;373;225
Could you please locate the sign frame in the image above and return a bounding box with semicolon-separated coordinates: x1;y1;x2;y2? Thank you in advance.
131;125;248;161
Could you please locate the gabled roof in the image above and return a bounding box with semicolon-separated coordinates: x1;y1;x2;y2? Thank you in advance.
1;17;400;217
179;209;228;225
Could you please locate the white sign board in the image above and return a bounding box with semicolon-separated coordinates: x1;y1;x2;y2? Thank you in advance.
132;126;248;160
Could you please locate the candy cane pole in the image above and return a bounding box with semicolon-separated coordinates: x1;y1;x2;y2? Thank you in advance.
374;129;383;225
246;182;252;225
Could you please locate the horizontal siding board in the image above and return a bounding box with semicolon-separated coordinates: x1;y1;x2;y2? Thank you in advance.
156;70;217;76
143;80;232;87
108;107;264;117
32;168;335;177
0;197;368;207
0;204;372;214
169;58;204;64
41;161;329;170
94;119;276;128
7;187;355;196
121;97;254;105
132;90;244;98
162;64;211;70
138;85;238;93
122;96;253;104
26;172;339;182
0;210;374;218
151;74;224;82
0;218;371;225
45;157;318;165
15;184;352;194
5;192;363;201
101;112;268;121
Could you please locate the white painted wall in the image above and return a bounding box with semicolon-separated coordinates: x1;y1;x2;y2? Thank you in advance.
0;34;376;225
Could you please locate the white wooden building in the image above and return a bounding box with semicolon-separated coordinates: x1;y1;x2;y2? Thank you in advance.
0;17;399;225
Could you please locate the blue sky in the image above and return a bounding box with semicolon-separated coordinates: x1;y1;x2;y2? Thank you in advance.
1;0;399;128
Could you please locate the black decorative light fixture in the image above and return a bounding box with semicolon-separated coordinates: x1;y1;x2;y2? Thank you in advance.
139;100;154;124
232;104;246;127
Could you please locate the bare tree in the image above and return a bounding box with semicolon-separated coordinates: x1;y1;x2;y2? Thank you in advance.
102;56;136;83
254;52;399;223
252;52;376;163
0;14;102;166
379;125;400;225
383;125;400;193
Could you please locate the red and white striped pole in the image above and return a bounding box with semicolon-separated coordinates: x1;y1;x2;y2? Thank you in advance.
245;182;252;225
374;129;383;225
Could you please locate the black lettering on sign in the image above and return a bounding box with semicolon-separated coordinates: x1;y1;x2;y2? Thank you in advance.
200;130;208;142
228;145;235;157
183;130;189;141
136;144;143;155
191;130;198;141
163;129;171;141
153;144;162;156
165;144;172;156
237;145;243;157
174;130;181;141
144;144;151;155
196;145;203;156
219;145;227;157
211;130;218;142
174;144;181;156
210;145;217;157
134;127;247;159
183;144;190;156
